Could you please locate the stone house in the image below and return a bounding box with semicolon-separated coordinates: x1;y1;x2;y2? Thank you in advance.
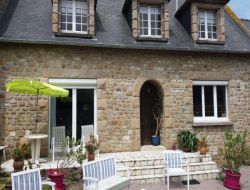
0;0;250;158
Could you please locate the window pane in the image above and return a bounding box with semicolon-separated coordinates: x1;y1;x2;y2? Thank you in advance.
157;29;161;35
61;15;66;22
144;28;148;35
76;16;81;23
67;24;72;30
204;86;214;116
151;29;155;35
67;15;72;22
217;86;226;117
61;23;66;30
82;25;87;31
193;86;202;117
76;24;81;31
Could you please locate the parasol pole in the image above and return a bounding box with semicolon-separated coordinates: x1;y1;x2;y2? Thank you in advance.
36;89;39;134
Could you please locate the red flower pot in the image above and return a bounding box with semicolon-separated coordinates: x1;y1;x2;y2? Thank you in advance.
47;169;65;190
224;170;241;190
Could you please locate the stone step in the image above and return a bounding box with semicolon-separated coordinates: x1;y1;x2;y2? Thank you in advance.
127;169;219;184
117;161;218;177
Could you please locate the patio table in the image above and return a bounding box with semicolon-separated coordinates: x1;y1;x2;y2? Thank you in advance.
27;134;48;163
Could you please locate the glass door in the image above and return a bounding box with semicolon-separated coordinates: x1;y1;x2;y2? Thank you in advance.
50;89;95;143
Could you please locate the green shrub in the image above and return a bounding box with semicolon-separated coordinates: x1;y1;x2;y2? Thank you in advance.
219;129;247;173
177;130;198;152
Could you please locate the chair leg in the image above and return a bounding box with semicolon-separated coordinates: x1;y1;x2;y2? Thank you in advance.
167;175;170;190
187;174;189;190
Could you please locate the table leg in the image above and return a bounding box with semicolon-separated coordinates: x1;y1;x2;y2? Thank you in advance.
31;139;36;163
35;139;41;162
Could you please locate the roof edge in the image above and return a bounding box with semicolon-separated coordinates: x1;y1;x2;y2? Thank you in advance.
0;38;250;55
225;5;250;38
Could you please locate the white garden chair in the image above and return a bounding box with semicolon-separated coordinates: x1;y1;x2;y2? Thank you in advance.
163;150;190;190
51;126;66;162
11;168;55;190
81;124;99;158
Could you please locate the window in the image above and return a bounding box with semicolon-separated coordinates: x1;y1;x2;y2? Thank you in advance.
60;0;88;33
193;81;228;123
139;5;161;37
198;10;217;40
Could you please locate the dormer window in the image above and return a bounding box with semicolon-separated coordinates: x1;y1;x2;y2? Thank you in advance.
139;5;161;38
60;0;88;34
122;0;169;42
198;10;217;40
52;0;96;37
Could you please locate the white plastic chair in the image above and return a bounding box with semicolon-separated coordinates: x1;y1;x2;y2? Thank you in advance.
81;124;99;158
163;150;190;190
81;124;94;144
51;126;65;162
11;168;55;190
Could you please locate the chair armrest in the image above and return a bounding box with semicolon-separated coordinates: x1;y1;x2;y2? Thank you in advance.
83;177;98;190
117;166;130;178
41;181;56;190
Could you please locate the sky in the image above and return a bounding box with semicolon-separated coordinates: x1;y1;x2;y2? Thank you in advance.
228;0;250;19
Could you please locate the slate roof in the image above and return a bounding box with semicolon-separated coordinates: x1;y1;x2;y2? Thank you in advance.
0;0;250;54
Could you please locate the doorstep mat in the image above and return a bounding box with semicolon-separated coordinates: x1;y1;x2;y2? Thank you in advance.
182;179;200;185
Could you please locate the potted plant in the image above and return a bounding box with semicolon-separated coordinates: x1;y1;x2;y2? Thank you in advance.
12;143;24;171
48;137;86;189
198;136;208;155
85;135;99;161
177;130;198;152
151;93;163;145
219;129;247;190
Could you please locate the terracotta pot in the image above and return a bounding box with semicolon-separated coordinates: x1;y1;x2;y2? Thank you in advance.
224;170;241;190
87;152;95;162
199;145;207;155
13;160;24;171
48;169;65;190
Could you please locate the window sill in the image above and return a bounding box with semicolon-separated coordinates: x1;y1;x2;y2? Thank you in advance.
192;121;233;127
54;32;94;39
136;36;168;42
196;40;225;45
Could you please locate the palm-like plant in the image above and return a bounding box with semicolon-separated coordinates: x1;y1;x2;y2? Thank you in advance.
219;129;247;173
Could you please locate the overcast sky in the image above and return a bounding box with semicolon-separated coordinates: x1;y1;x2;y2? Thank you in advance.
228;0;250;19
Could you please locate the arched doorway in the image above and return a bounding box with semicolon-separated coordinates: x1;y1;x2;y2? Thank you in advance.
140;80;163;146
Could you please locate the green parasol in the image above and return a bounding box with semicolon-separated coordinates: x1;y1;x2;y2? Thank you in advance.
5;79;69;134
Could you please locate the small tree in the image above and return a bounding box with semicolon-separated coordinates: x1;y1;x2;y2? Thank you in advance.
152;92;163;136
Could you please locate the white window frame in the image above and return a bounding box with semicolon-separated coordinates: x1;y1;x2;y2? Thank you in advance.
139;5;162;38
48;79;97;150
193;81;229;123
60;0;88;34
198;10;217;41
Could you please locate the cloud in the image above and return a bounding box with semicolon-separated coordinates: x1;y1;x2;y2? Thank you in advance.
228;0;250;19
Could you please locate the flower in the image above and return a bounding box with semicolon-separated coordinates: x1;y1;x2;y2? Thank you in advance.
85;135;99;154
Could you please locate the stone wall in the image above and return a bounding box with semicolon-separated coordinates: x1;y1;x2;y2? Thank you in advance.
0;44;249;158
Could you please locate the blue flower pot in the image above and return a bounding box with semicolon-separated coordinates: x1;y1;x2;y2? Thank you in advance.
151;135;160;146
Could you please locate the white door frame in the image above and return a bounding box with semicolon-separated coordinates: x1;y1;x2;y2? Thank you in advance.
48;79;97;149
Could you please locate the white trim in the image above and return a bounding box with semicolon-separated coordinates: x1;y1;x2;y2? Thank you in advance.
60;0;88;33
49;78;97;88
139;5;161;37
194;117;230;123
193;81;228;86
193;81;229;122
72;89;77;139
198;10;217;41
94;89;97;135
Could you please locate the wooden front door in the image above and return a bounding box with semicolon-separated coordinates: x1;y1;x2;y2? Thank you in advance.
140;81;157;145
